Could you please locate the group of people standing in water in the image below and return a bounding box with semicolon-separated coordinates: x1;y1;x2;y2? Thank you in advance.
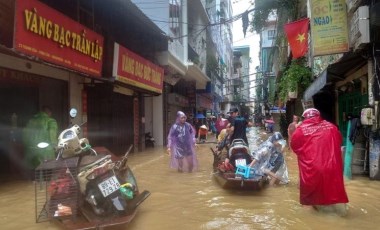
166;108;251;173
166;108;349;217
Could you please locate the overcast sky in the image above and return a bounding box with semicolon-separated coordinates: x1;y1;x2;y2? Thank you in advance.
231;0;260;70
232;0;260;100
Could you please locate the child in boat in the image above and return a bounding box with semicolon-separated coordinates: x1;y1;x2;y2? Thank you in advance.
213;123;233;171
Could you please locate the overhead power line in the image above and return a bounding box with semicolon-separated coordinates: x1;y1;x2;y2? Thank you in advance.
139;3;257;41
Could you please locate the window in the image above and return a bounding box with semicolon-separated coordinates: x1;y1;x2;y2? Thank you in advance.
268;30;276;40
169;0;181;36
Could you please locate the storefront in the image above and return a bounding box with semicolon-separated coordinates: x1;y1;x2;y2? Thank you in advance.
197;94;213;115
0;0;104;178
111;43;164;152
166;92;190;132
84;83;135;155
0;67;68;177
304;52;369;176
303;53;367;124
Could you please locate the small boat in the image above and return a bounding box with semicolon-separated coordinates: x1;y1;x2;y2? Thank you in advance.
213;170;267;190
35;146;150;230
58;190;150;229
210;140;268;190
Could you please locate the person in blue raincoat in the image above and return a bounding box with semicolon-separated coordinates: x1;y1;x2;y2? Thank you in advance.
167;111;198;172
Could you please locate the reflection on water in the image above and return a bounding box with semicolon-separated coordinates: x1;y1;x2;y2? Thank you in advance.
1;128;380;230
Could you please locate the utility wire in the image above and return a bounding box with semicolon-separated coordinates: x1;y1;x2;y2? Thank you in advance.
223;84;264;96
139;4;257;41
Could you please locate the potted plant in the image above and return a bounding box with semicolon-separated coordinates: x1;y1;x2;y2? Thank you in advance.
278;58;312;101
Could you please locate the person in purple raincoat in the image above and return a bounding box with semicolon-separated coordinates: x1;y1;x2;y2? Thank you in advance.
167;111;198;172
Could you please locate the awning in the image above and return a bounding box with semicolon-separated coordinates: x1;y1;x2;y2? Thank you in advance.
303;52;367;101
303;69;327;101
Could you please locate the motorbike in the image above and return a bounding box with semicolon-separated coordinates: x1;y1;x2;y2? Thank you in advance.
145;132;155;148
228;139;253;168
34;108;150;229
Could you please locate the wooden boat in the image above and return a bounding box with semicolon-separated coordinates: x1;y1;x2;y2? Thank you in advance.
59;147;150;229
211;141;267;190
57;190;150;229
213;170;267;190
35;146;150;230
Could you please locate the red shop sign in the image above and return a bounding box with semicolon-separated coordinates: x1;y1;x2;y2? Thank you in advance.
13;0;104;77
113;43;164;94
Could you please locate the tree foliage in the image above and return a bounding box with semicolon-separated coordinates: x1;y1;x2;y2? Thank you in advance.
250;0;299;33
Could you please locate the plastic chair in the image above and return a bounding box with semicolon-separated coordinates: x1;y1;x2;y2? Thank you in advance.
235;165;251;179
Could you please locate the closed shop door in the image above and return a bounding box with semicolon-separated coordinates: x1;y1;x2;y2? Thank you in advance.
112;92;134;155
86;84;134;155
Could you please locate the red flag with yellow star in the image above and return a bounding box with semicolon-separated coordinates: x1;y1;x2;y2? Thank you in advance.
284;18;309;59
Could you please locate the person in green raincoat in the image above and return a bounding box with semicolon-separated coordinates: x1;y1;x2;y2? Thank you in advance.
23;106;58;171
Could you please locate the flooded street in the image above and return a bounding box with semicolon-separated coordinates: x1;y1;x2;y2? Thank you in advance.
1;128;380;229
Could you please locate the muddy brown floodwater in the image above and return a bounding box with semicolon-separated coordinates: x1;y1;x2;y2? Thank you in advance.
1;128;380;230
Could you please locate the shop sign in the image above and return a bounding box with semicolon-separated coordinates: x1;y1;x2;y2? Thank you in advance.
302;99;315;110
310;0;349;56
113;43;164;94
13;0;104;77
0;68;40;85
168;93;189;107
197;95;212;109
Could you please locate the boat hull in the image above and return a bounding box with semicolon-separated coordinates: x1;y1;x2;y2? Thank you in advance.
213;171;267;190
58;190;150;229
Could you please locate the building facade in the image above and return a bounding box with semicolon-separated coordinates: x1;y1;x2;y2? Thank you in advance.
252;0;380;177
134;0;234;142
0;0;168;178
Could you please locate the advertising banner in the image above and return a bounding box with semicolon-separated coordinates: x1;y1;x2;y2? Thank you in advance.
310;0;349;56
14;0;104;77
113;43;164;94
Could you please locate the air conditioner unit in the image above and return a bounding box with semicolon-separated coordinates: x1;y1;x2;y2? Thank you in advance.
346;0;362;14
349;6;370;51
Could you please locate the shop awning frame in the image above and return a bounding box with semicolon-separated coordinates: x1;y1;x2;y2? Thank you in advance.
303;52;367;101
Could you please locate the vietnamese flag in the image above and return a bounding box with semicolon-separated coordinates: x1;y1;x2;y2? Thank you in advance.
284;18;309;59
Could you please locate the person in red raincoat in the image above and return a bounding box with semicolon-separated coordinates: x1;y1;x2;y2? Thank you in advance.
290;108;348;216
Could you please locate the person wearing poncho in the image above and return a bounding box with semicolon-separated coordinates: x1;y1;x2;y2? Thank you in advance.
249;132;289;185
23;106;58;174
291;108;349;216
167;111;198;172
